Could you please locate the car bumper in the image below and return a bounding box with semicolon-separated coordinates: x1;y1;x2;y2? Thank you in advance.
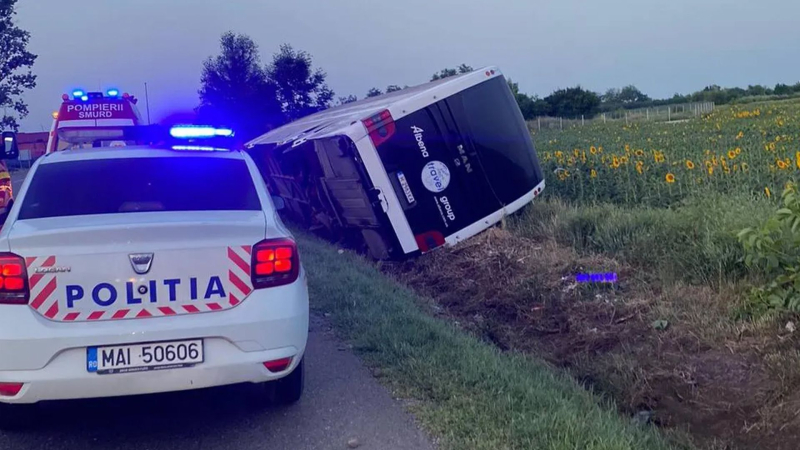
0;272;309;404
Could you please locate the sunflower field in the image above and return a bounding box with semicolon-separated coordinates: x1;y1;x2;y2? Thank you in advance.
533;99;800;206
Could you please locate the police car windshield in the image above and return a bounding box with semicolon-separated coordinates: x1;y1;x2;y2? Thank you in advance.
18;156;261;220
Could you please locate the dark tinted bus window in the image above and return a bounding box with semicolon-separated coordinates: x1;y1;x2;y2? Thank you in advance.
19;157;261;219
451;77;542;204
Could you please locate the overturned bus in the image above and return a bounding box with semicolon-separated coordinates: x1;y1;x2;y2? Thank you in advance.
246;66;545;259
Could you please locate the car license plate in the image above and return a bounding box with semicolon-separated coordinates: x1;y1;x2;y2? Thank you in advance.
87;339;204;374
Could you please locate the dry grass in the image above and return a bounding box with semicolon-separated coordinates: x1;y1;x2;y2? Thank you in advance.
385;222;800;450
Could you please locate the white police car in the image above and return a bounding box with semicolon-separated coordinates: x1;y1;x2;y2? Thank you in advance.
0;127;309;420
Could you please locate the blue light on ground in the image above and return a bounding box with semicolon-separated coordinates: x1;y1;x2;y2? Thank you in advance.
575;272;617;283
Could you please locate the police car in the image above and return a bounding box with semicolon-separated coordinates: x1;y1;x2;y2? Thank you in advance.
0;126;309;421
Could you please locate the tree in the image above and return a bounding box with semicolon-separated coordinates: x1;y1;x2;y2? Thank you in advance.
197;32;280;140
431;64;473;81
618;85;650;104
336;95;358;105
544;86;601;117
601;85;650;105
0;0;37;131
385;85;402;93
774;83;792;96
601;88;621;104
365;87;383;98
267;44;334;122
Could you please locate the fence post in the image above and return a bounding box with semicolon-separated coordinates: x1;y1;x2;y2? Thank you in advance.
581;115;584;126
560;117;563;130
625;111;628;126
646;108;649;120
537;117;541;131
603;113;606;123
668;107;671;122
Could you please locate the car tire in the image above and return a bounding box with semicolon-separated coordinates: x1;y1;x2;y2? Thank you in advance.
0;402;36;431
262;358;304;406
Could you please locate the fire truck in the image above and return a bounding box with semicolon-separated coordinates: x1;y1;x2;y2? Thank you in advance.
46;89;145;153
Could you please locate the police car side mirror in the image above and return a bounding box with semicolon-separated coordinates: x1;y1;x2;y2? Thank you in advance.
271;195;286;211
1;132;19;160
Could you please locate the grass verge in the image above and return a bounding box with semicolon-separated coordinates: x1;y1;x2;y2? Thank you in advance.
296;232;676;450
510;193;772;286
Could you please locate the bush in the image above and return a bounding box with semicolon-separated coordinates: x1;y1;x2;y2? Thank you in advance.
738;183;800;311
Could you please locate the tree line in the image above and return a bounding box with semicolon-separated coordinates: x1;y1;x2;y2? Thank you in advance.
4;10;800;134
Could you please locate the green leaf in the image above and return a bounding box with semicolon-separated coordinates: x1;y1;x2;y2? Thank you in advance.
769;294;785;307
651;320;669;331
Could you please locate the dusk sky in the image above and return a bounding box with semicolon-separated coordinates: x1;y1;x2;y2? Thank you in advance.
14;0;800;131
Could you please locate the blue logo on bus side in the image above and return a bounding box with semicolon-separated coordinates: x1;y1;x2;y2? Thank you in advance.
65;276;226;308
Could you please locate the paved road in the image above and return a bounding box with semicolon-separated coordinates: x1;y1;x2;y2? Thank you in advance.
2;170;435;450
0;315;435;450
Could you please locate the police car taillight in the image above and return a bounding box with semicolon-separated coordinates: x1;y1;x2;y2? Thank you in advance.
362;110;395;147
251;238;299;289
0;254;29;305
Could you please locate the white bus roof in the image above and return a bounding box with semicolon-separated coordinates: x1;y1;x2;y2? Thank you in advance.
246;65;503;148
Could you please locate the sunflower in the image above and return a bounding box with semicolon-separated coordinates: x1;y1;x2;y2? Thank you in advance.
685;160;695;170
765;187;771;199
742;162;749;171
590;169;597;179
707;166;714;175
590;146;597;155
634;149;644;157
727;150;736;159
778;160;788;170
665;173;676;184
624;144;631;152
735;147;742;155
796;152;800;170
635;161;644;175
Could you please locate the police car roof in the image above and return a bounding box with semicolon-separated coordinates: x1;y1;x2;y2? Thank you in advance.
40;146;245;164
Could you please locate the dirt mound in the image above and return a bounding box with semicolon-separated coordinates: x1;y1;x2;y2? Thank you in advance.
386;227;799;449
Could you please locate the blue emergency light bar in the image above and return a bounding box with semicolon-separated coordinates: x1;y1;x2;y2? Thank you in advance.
169;125;234;139
171;145;229;152
72;89;85;98
106;89;120;97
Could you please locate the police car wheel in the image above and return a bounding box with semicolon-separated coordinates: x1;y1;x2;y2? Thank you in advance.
0;402;36;430
262;357;304;406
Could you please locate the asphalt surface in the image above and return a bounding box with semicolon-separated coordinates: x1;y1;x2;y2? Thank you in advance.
1;169;436;450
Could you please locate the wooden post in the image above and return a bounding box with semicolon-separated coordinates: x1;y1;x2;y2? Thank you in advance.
582;115;585;126
625;111;628;126
560;117;563;130
603;113;606;123
646;108;649;120
537;117;541;131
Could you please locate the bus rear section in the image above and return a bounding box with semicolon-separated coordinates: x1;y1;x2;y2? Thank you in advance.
370;75;545;253
246;68;545;259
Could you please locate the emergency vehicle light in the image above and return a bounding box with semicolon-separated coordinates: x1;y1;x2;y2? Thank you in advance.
169;126;234;139
80;95;89;101
171;145;228;152
107;89;120;97
72;89;85;98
